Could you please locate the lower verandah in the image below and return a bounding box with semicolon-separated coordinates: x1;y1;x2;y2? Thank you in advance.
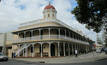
13;41;90;58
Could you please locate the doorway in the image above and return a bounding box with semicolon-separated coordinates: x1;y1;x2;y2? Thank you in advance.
51;44;55;56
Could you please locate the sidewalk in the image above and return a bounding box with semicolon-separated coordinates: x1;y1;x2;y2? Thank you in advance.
14;52;107;63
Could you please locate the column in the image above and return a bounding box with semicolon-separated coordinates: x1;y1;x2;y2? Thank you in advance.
65;29;66;39
69;31;71;38
24;44;27;57
49;43;51;57
72;44;74;55
39;29;41;40
68;43;70;56
49;28;51;39
25;47;28;57
77;44;78;53
23;49;25;57
58;28;60;38
18;32;20;38
24;31;26;42
32;44;35;57
77;44;78;50
18;51;20;57
58;42;60;56
40;43;43;57
63;43;65;56
30;30;33;39
17;33;20;43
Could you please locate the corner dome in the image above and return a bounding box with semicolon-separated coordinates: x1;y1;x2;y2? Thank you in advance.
44;4;55;9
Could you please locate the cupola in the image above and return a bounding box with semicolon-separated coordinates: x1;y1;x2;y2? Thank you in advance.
43;3;57;20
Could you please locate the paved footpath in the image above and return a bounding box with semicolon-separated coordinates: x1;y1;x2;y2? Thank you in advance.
14;52;107;63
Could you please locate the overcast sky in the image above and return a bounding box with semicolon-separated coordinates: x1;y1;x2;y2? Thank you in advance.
0;0;97;41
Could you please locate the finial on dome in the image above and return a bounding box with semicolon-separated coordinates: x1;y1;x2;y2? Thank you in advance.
48;0;51;5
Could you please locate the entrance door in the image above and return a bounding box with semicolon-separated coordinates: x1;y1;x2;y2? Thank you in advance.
51;44;55;56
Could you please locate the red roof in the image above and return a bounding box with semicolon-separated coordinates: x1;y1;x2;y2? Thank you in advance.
44;4;55;9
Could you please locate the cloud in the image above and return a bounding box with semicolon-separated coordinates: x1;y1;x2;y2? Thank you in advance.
52;0;97;41
0;0;96;41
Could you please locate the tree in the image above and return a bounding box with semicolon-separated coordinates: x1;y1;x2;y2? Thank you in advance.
72;0;107;33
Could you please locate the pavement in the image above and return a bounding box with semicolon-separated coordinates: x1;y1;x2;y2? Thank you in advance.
13;52;107;64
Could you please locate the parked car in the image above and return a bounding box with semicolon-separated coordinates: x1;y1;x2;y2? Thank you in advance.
104;48;107;54
96;48;102;53
0;52;8;61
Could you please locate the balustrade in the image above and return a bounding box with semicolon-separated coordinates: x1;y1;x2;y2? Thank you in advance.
12;35;89;45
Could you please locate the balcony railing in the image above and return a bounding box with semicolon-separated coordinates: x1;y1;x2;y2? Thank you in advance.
12;35;89;45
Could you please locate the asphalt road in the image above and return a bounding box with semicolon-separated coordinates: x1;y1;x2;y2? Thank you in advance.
0;59;107;65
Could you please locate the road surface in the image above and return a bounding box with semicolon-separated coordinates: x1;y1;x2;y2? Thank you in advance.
0;58;107;65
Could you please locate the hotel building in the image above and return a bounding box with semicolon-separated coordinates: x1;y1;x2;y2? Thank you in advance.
5;4;92;58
